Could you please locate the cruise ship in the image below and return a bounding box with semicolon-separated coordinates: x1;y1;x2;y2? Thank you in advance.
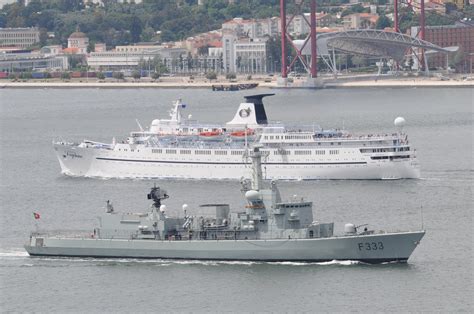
53;94;420;180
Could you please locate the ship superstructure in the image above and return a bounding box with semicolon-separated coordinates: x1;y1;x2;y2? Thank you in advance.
53;94;420;180
26;147;425;263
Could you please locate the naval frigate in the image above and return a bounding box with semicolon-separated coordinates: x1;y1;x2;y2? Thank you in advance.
25;147;424;263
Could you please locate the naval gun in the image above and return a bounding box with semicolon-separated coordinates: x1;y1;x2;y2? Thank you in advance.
147;185;169;208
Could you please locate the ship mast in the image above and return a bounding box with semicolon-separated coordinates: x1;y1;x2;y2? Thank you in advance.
249;146;263;190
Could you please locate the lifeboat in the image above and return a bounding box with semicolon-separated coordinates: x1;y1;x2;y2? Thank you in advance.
230;129;254;137
230;129;255;141
199;131;223;141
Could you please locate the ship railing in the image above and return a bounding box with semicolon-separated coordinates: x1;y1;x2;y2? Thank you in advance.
31;230;95;239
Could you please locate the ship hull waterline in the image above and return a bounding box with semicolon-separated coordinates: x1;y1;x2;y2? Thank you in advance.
25;231;425;264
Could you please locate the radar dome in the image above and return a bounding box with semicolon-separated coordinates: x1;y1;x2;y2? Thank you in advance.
344;223;356;234
182;204;188;211
394;117;406;127
245;190;261;201
159;205;166;212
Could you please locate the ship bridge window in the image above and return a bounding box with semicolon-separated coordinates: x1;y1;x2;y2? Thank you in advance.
231;150;243;155
329;150;339;155
166;149;177;154
179;150;191;154
215;150;228;155
314;150;325;155
152;149;162;154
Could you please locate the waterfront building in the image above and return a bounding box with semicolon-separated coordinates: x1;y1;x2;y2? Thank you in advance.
67;29;89;54
87;46;187;71
222;29;267;74
411;24;474;73
222;29;237;73
0;51;68;72
0;27;40;48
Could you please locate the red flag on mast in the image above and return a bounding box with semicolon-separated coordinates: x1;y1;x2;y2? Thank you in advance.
33;212;41;220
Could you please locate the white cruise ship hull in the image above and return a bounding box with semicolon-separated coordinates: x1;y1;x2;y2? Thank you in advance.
25;231;424;264
54;143;420;180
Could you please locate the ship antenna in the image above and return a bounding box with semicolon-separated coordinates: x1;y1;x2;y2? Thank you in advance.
420;205;424;230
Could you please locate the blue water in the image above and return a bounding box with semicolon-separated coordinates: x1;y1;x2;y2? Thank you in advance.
0;87;472;312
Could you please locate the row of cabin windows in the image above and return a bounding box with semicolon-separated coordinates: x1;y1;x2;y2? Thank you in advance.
151;149;244;155
294;150;311;155
148;149;338;156
360;147;410;154
264;135;312;140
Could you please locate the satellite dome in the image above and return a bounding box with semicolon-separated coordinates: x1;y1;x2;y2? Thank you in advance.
245;190;261;201
182;204;188;211
394;117;406;127
159;205;166;212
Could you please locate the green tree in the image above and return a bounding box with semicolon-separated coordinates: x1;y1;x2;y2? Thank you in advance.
226;72;236;80
375;15;391;29
97;72;105;80
132;70;141;79
206;71;217;81
112;71;124;80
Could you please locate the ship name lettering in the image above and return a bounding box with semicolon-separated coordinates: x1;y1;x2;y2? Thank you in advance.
358;242;384;251
66;151;83;159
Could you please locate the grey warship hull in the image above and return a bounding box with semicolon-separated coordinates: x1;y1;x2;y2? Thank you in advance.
25;231;424;264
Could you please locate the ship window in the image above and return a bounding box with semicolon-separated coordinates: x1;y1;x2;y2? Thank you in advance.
309;230;314;238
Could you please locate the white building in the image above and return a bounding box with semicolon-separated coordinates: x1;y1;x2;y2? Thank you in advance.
235;38;267;74
67;30;89;54
87;46;187;71
222;30;267;74
0;52;68;72
40;45;63;56
0;27;40;48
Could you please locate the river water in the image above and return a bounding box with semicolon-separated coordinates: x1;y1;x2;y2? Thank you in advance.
0;87;472;312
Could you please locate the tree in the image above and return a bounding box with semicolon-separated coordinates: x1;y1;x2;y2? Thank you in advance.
97;72;105;80
132;70;141;80
112;71;124;80
61;72;71;80
130;16;143;43
206;71;217;81
375;16;391;29
152;72;161;80
226;73;236;80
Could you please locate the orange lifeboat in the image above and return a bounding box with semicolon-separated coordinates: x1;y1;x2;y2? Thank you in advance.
199;131;222;137
230;129;254;137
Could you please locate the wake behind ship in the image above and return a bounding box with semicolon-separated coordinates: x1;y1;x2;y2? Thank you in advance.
54;94;420;180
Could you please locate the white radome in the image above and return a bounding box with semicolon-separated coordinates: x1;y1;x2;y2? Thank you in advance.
160;205;166;212
245;190;261;201
394;117;406;127
182;204;188;212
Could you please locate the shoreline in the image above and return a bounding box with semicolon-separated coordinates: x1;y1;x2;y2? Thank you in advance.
1;77;473;89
